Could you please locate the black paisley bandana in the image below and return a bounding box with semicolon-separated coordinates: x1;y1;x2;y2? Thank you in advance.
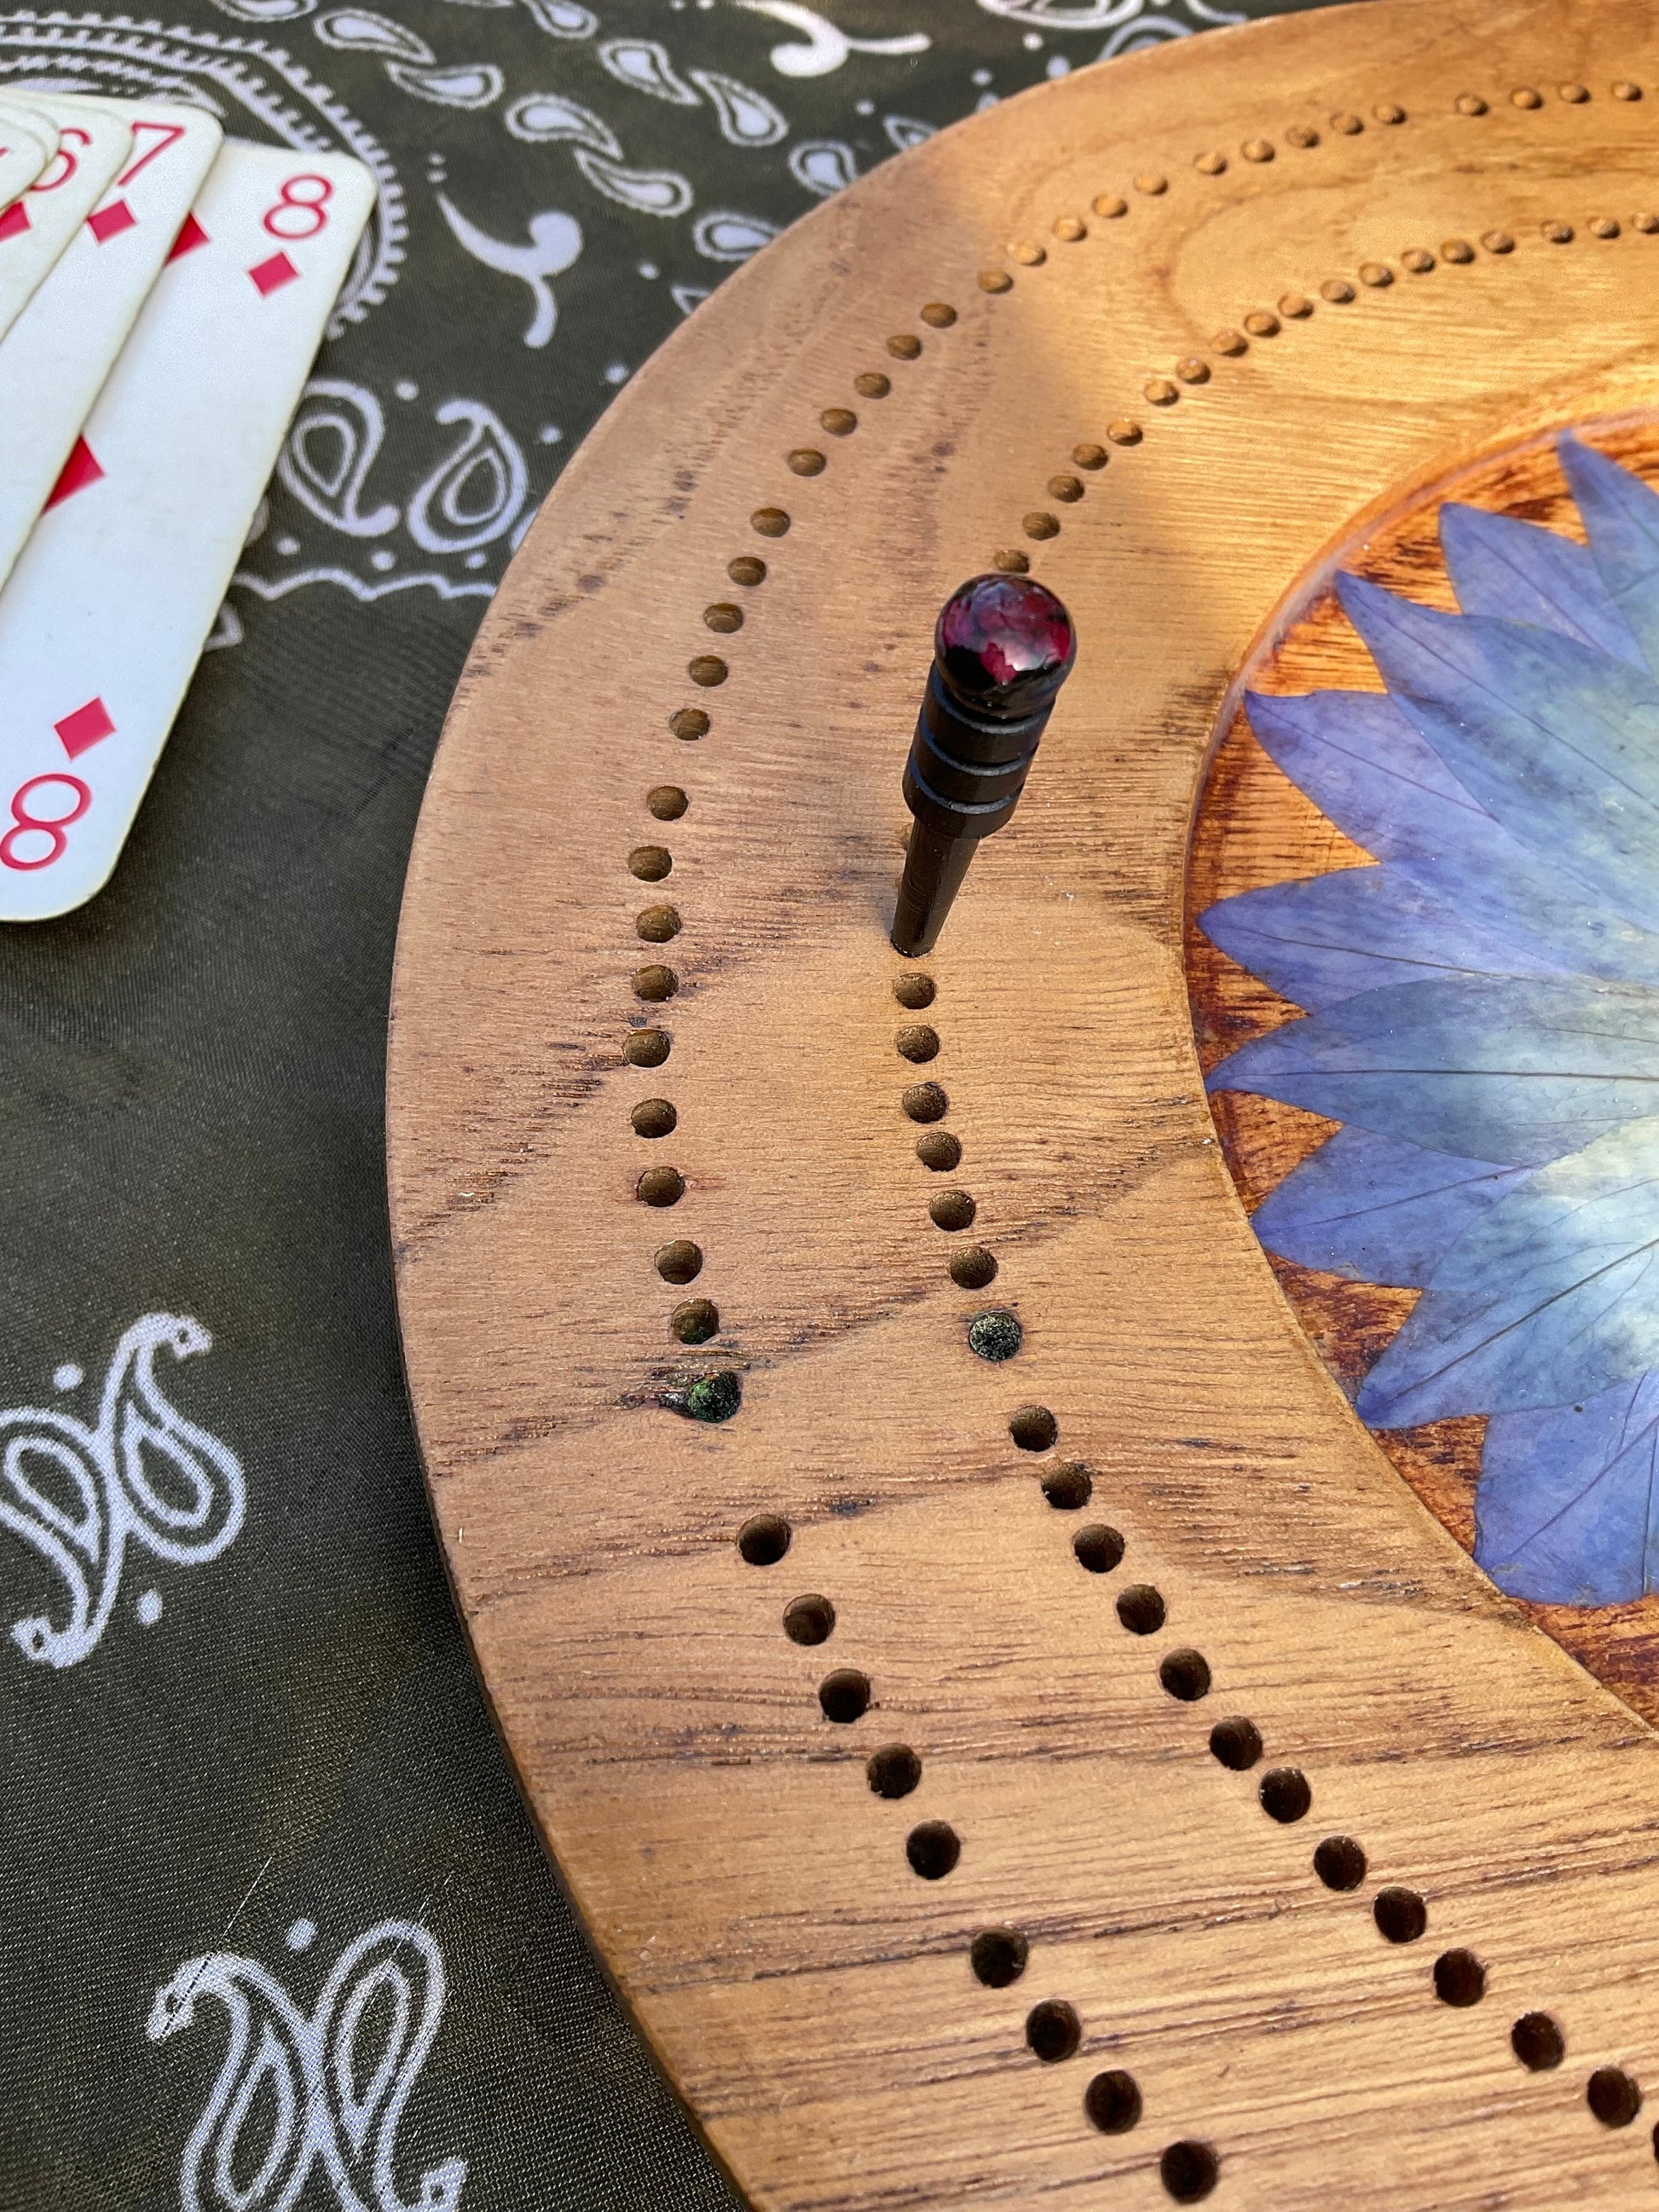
0;4;1312;2206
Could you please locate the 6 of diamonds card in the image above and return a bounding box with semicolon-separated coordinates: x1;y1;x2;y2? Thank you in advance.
0;139;373;920
0;103;224;592
0;97;131;343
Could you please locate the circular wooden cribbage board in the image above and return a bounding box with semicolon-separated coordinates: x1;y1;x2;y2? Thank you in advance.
387;3;1659;2203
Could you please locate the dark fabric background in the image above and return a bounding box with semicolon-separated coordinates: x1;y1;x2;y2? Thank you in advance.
0;4;1311;2206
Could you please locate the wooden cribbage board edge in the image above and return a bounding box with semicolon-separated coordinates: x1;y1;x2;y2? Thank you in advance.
390;5;1659;2206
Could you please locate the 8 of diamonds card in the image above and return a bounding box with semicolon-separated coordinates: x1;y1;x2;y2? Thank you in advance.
0;139;374;920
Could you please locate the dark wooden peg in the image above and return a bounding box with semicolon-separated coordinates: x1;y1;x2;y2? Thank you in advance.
891;573;1077;956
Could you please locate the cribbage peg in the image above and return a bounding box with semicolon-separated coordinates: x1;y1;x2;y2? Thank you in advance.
891;573;1077;957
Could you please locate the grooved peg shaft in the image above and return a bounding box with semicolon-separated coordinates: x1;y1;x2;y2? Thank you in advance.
892;574;1077;956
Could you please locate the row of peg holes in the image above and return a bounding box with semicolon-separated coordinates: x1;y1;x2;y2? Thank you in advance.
628;303;960;1360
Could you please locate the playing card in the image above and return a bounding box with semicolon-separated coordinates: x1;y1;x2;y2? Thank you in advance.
0;104;53;210
0;104;223;592
0;139;376;919
0;96;131;344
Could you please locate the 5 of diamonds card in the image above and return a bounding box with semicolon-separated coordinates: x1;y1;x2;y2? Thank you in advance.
0;139;374;920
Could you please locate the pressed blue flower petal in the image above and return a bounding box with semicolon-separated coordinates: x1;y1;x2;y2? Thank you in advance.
1244;688;1489;862
1252;1127;1529;1286
1241;690;1659;987
1337;573;1659;933
1439;500;1645;667
1475;1370;1659;1603
1200;864;1561;1008
1356;1115;1659;1424
1558;434;1659;683
1209;974;1659;1166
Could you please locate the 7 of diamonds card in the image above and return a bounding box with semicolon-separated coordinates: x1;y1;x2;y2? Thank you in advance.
0;139;374;920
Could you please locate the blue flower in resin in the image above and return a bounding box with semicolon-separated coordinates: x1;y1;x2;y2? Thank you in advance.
1205;435;1659;1607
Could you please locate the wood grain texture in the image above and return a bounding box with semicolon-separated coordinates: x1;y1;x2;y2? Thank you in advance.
388;5;1659;2203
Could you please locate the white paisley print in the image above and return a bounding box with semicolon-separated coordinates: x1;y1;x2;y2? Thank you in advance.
0;1314;244;1669
148;1918;465;2212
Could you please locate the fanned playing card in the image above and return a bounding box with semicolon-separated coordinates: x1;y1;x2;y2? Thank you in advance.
0;103;51;210
0;139;376;920
0;96;130;344
0;104;223;592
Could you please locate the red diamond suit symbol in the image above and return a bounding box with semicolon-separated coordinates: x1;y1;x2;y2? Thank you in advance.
45;438;105;510
55;698;116;759
247;249;298;297
86;199;137;245
167;211;209;263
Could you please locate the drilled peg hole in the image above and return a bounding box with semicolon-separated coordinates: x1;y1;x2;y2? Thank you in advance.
902;1082;948;1123
893;970;935;1009
992;548;1029;574
820;407;857;436
727;555;766;586
1481;228;1516;252
787;448;825;477
624;1029;670;1068
1161;2142;1219;2203
1434;1949;1486;2007
783;1593;835;1646
1558;81;1589;102
1244;309;1280;337
637;905;681;944
968;1310;1021;1362
1373;1887;1426;1943
971;1927;1028;1987
1073;1524;1124;1574
921;300;957;326
647;785;688;820
688;655;727;688
853;371;891;397
1314;1835;1367;1891
669;707;709;741
1331;109;1362;132
916;1130;962;1171
1093;193;1128;217
1321;278;1355;303
1116;1584;1165;1636
1008;1406;1057;1452
896;1023;939;1063
737;1514;790;1566
979;269;1013;293
929;1190;976;1232
1455;90;1488;114
1106;418;1142;444
628;846;672;882
1042;1462;1092;1510
1442;236;1476;261
818;1668;870;1724
1048;473;1084;502
636;1167;685;1208
655;1239;702;1285
887;332;922;360
1401;247;1434;272
671;1298;719;1344
1374;101;1406;122
1286;121;1319;147
950;1246;997;1290
703;602;742;634
1073;442;1108;469
906;1821;960;1879
1589;2068;1643;2127
1280;292;1314;317
1024;511;1060;540
631;1099;677;1139
1084;2071;1142;2134
751;506;790;537
1208;1716;1262;1770
1512;2012;1564;2071
1026;1999;1081;2063
1259;1767;1310;1822
867;1744;921;1799
1159;1649;1211;1701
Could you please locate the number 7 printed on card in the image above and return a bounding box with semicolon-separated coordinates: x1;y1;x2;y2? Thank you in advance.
0;140;375;919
